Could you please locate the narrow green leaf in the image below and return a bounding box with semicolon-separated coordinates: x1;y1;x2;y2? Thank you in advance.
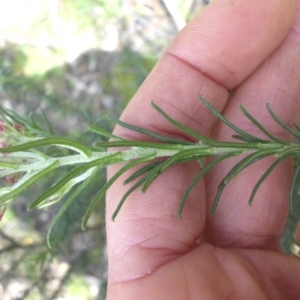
211;149;277;216
197;139;274;150
176;154;209;165
95;140;184;150
142;148;208;192
81;153;156;229
238;103;286;143
0;106;29;127
151;101;212;143
223;150;278;184
124;153;208;186
47;167;99;249
112;176;147;221
41;110;55;135
29;113;41;130
36;168;97;210
290;161;300;212
159;149;207;173
124;161;161;184
248;153;293;206
28;152;121;209
0;137;92;158
0;161;18;169
232;135;257;143
294;123;300;132
88;125;125;141
199;97;267;143
178;152;239;218
110;117;193;145
266;103;300;140
0;160;60;205
274;146;300;159
0;107;49;137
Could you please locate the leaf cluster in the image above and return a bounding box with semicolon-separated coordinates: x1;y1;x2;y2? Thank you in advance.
0;97;299;249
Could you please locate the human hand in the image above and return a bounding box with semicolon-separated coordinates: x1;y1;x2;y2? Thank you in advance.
106;1;300;299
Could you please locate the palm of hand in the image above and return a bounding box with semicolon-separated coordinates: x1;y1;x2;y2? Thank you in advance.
106;1;300;299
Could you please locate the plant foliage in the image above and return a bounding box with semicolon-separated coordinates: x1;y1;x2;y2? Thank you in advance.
0;97;299;250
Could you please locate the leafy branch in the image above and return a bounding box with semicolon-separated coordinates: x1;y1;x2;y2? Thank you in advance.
0;97;299;249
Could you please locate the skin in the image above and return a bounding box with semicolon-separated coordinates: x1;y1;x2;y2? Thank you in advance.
106;0;300;299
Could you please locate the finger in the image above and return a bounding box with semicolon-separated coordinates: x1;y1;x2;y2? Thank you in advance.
205;3;300;250
106;0;296;285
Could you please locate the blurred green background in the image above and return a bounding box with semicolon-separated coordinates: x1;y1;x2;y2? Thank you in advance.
0;1;206;299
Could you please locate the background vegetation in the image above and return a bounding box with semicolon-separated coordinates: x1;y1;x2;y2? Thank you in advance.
0;1;205;299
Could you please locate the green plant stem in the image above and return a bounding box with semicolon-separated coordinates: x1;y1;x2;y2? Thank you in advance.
0;140;293;179
1;98;299;249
